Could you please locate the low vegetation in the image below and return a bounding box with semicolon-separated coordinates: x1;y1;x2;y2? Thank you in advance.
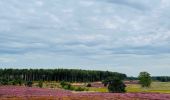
38;80;43;88
60;81;88;91
102;77;126;93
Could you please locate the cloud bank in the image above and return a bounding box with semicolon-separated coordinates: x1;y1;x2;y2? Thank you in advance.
0;0;170;76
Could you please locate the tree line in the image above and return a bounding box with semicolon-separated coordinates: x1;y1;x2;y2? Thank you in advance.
0;69;126;82
126;76;170;82
152;76;170;82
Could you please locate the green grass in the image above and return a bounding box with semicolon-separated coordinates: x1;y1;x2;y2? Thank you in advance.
126;82;170;93
87;87;108;92
33;81;61;89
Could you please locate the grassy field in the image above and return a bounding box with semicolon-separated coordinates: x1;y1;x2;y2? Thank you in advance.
126;82;170;93
32;81;170;93
88;87;108;92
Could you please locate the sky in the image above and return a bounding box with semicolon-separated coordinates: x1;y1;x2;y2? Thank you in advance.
0;0;170;76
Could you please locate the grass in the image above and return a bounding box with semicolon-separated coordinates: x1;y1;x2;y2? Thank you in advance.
33;81;61;89
126;82;170;93
87;87;108;92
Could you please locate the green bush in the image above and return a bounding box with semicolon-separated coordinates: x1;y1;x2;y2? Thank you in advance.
60;81;67;87
18;79;23;86
0;78;8;85
26;81;33;87
11;80;18;85
60;81;88;91
38;80;43;88
104;77;126;93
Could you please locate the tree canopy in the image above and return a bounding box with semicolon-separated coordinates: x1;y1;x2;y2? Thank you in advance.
138;72;151;87
0;69;126;83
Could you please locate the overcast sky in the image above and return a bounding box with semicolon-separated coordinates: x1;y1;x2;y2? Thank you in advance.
0;0;170;76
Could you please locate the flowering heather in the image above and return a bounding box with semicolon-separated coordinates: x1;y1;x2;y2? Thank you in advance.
0;86;170;100
0;86;71;97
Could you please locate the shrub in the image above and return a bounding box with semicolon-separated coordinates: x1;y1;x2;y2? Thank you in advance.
26;81;33;87
60;81;88;91
0;78;8;85
104;77;126;93
11;80;18;85
60;81;71;89
60;81;67;87
86;83;92;87
18;79;23;86
38;80;43;88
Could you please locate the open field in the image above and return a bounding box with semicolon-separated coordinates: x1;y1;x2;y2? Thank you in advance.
126;82;170;93
30;81;170;93
0;86;170;100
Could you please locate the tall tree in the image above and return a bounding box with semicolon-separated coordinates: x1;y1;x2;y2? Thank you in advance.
138;72;151;87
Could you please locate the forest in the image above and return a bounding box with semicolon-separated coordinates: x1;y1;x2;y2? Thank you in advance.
0;69;126;82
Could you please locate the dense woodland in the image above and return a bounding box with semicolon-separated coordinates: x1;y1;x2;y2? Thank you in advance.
0;69;126;82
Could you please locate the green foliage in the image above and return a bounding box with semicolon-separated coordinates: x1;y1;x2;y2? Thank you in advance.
74;86;88;91
38;80;43;88
60;81;67;87
0;78;8;85
26;81;33;87
108;78;126;93
152;76;170;82
18;79;23;86
11;80;18;85
60;81;88;91
0;69;126;82
0;77;24;86
138;72;152;87
103;77;126;93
